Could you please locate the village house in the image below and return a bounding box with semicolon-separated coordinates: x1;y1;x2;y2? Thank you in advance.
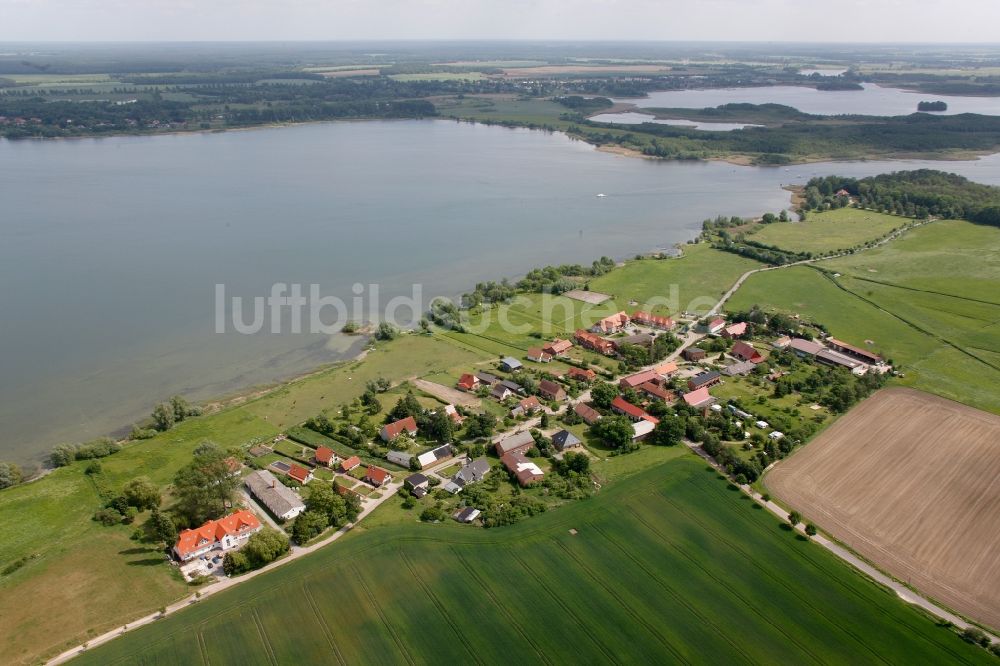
591;311;630;334
722;322;748;339
526;348;553;363
172;509;262;562
567;366;597;383
444;457;491;494
683;347;707;362
542;338;573;356
682;387;716;409
632;311;676;330
502;451;545;487
731;341;765;364
495;430;536;457
500;357;523;372
314;446;339;468
638;381;674;402
244;470;306;521
538;379;567;401
551;429;582;452
404;473;429;498
271;462;314;485
380;416;418;443
619;369;661;390
723;360;757;377
574;403;602;425
575;329;616;355
771;335;792;349
611;396;659;424
476;371;501;386
511;396;542;418
491;384;514;401
417;444;454;469
364;465;392;487
442;404;464;425
653;361;678;377
688;370;723;391
456;373;480;392
697;317;726;335
340;456;362;473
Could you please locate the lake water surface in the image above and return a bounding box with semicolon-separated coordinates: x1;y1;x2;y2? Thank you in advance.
618;83;1000;116
4;119;1000;463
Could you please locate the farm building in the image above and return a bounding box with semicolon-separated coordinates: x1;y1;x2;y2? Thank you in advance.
453;507;481;524
340;456;362;473
575;329;616;355
444;457;491;494
364;466;392;487
574;403;603;425
611;396;659;424
386;450;413;467
620;369;660;389
526;348;553;363
816;349;868;375
551;429;582;452
591;311;630;334
244;470;306;521
688;371;722;391
683;347;707;362
500;357;523;372
538;379;567;401
632;420;655;441
542;338;573;356
731;341;765;364
494;430;536;457
172;509;262;562
682;387;716;409
632;311;675;330
567;366;597;383
722;322;748;338
723;360;757;377
502;451;545;486
380;416;418;442
417;444;454;469
788;338;823;357
827;338;883;364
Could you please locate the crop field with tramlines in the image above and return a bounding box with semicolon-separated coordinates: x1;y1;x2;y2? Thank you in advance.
73;455;989;665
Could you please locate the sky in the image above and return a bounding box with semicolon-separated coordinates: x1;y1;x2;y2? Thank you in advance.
2;0;1000;43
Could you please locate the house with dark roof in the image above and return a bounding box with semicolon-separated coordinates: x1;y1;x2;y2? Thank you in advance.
494;430;536;457
404;473;429;492
538;379;567;401
688;371;722;391
453;507;481;523
417;444;454;469
574;403;602;425
491;384;514;401
551;429;582;452
683;347;707;362
380;416;418;442
443;457;491;494
476;371;500;386
500;357;523;372
723;360;757;377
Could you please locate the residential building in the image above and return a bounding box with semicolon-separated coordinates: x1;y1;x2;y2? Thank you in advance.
575;329;615;355
706;317;726;334
495;430;536;457
574;403;602;425
551;429;582;452
526;348;553;363
619;369;660;390
731;341;765;364
244;470;306;521
314;446;338;468
443;457;491;494
722;322;748;338
456;373;480;392
502;451;545;486
683;347;707;362
442;404;464;425
632;311;676;330
340;456;362;473
500;357;523;372
491;384;513;401
286;464;313;484
688;370;722;391
173;509;262;562
511;396;541;418
364;465;392;487
567;366;597;383
682;387;716;409
380;416;418;442
538;379;567;401
591;311;630;334
542;339;573;356
611;396;659;424
723;360;757;377
404;473;429;493
638;381;674;402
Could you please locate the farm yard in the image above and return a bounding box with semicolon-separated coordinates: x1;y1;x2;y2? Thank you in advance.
766;388;1000;632
71;456;990;666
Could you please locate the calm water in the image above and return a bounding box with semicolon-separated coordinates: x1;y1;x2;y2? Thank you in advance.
618;83;1000;116
589;112;760;131
4;119;1000;463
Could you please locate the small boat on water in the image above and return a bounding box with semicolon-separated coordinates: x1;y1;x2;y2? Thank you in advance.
596;193;606;198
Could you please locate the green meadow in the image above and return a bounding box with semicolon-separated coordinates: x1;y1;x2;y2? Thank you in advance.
751;208;910;255
73;457;989;666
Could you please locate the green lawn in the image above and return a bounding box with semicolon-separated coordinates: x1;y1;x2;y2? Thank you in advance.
73;456;990;665
751;208;911;255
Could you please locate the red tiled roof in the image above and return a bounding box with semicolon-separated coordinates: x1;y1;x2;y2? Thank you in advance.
341;456;362;471
518;396;541;411
543;339;573;355
288;464;311;483
683;387;714;408
639;381;674;401
620;369;660;388
527;348;552;361
315;446;335;465
611;396;659;424
574;403;602;424
593;311;630;333
732;341;764;363
174;509;261;559
723;322;748;337
567;366;597;382
457;373;478;391
382;416;418;439
653;361;678;376
632;311;675;329
365;465;391;485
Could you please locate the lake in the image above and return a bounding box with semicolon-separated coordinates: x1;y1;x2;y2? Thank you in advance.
617;83;1000;116
4;119;1000;464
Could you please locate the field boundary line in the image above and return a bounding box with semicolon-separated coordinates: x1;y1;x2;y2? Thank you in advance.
350;563;416;666
302;581;347;666
843;274;1000;308
549;537;690;664
507;550;620;664
250;607;278;666
643;492;887;666
588;522;756;664
450;547;552;666
398;548;483;665
196;628;211;666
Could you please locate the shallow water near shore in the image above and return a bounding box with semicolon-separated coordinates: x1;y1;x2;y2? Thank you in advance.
4;118;1000;464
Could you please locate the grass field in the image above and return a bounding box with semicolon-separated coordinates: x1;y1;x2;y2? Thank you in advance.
751;208;910;255
727;219;1000;415
767;388;1000;632
73;455;990;665
0;335;488;666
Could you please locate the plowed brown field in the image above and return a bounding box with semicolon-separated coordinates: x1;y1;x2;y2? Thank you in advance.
767;387;1000;631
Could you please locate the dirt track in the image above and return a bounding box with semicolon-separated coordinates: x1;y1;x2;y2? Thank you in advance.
411;378;480;407
767;388;1000;631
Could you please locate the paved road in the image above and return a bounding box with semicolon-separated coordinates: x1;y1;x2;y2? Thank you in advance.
685;441;999;646
48;455;459;665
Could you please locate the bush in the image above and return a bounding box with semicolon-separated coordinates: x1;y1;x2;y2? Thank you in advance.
961;626;989;647
93;508;123;526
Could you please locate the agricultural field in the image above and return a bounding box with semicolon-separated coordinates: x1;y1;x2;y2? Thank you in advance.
73;456;990;666
766;388;1000;632
751;208;910;255
0;334;489;666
